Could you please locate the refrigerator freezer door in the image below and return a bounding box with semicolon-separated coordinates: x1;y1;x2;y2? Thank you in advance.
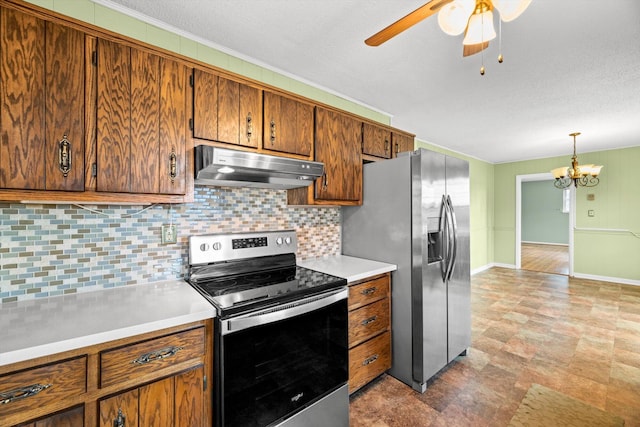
411;150;447;391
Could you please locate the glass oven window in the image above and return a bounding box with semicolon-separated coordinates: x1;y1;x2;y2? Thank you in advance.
220;299;347;427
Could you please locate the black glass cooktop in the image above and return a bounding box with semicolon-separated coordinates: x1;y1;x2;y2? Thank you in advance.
187;254;346;317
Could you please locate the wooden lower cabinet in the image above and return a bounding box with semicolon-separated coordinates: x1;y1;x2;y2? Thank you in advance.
99;366;204;427
0;320;212;427
347;273;392;394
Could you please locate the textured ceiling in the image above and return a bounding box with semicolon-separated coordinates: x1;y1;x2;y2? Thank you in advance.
97;0;640;163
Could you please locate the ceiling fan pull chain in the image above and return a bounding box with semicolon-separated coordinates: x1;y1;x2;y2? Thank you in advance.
498;18;504;63
480;10;486;75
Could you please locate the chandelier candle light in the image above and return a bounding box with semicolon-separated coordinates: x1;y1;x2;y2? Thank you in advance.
551;132;603;189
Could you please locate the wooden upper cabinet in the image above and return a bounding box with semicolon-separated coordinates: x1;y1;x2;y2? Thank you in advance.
96;39;187;195
313;107;362;203
392;131;414;158
0;7;84;191
192;69;262;148
263;91;313;157
362;122;392;159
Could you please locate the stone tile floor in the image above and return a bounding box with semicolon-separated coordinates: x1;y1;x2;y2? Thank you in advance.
349;268;640;426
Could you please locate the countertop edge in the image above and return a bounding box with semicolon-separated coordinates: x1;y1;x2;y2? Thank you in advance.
0;308;215;367
299;255;397;283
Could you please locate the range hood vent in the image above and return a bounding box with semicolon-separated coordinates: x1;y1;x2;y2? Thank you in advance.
194;146;324;190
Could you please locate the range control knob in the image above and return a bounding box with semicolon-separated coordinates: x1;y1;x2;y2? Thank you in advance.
199;243;209;252
275;237;283;246
212;242;222;251
284;236;292;245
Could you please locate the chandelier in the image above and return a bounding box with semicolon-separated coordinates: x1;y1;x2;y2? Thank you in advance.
551;132;603;189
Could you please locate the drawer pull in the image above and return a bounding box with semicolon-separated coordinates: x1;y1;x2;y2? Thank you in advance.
361;315;378;326
360;287;377;296
0;383;52;405
362;354;379;366
132;345;183;365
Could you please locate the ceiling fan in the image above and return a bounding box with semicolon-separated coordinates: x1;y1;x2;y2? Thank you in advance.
365;0;532;61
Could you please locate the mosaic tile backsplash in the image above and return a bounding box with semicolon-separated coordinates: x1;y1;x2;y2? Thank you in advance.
0;187;341;304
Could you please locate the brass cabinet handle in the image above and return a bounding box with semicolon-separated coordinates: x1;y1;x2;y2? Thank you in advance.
131;345;183;365
169;147;177;183
58;134;71;177
270;120;276;145
113;408;126;427
322;172;328;190
384;138;390;153
361;315;377;326
0;383;52;405
362;354;379;366
395;142;399;154
246;112;253;141
360;287;377;296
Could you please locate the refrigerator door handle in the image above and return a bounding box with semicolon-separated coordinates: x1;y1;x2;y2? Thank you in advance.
446;195;458;281
439;194;448;281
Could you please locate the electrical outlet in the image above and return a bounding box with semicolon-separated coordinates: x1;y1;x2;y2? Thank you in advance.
161;224;177;244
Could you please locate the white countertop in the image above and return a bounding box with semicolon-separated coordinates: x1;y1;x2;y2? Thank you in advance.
299;255;396;283
0;280;215;367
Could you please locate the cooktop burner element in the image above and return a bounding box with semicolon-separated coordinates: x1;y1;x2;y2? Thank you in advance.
186;231;347;317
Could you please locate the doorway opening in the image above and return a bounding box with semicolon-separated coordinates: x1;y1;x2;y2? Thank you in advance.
515;173;574;276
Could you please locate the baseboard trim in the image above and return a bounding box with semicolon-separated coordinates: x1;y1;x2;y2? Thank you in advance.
521;241;569;247
572;272;640;287
471;263;515;275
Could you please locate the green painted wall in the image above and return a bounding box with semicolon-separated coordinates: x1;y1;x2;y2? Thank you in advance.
415;140;494;273
521;181;568;244
495;146;640;281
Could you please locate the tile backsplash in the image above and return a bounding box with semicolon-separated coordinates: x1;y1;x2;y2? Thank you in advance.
0;187;341;304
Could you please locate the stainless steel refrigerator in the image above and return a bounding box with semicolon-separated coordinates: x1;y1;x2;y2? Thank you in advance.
342;148;470;393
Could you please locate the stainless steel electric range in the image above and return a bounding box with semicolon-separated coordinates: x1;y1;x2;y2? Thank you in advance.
186;230;349;427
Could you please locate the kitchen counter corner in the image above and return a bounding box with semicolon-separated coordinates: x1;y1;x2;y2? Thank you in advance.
298;255;396;283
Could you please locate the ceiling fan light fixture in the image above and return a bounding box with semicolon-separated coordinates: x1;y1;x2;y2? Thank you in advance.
492;0;532;22
462;9;496;45
437;0;475;36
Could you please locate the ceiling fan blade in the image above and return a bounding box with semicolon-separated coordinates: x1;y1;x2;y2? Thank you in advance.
463;41;489;57
365;0;455;46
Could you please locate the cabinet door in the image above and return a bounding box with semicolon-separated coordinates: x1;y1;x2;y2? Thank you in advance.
157;57;187;195
192;68;218;141
392;132;414;158
139;377;174;427
130;48;160;194
96;38;130;193
238;82;261;148
99;388;139;427
44;22;85;191
174;366;205;427
0;7;44;190
314;107;362;202
16;406;84;427
264;92;312;157
362;123;391;159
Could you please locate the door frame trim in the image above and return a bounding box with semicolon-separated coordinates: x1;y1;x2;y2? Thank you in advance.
515;173;574;276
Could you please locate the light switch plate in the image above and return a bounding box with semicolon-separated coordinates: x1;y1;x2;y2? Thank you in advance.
161;224;177;244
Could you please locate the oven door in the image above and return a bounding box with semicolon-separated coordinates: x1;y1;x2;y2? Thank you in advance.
216;288;348;427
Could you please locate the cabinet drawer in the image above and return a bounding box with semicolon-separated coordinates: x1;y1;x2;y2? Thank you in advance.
0;357;87;417
348;297;390;347
348;275;389;310
348;331;391;394
100;327;205;388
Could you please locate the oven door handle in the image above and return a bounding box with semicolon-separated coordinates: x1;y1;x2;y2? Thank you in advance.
220;287;348;335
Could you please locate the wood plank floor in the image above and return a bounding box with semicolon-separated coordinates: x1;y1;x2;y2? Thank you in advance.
521;243;569;275
349;268;640;426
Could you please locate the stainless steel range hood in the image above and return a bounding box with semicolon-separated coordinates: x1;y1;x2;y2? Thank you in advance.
194;145;324;189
